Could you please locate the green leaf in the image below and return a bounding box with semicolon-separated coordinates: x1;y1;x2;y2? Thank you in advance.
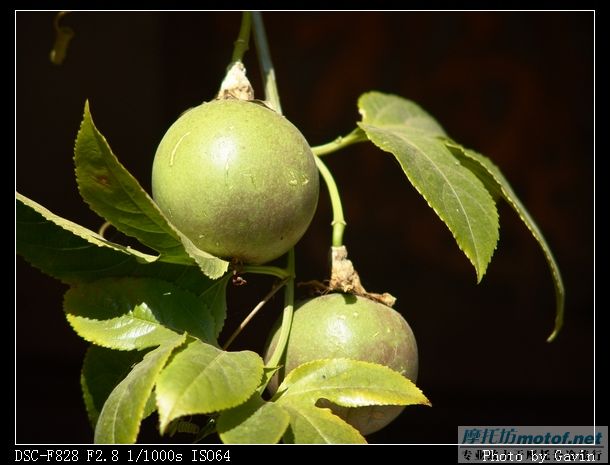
17;193;152;276
74;102;184;261
142;391;158;420
74;101;228;279
358;93;446;136
217;394;290;444
281;403;367;444
358;92;499;282
95;334;186;443
67;302;179;350
16;193;218;293
81;345;146;427
178;234;231;280
445;140;565;341
64;277;216;349
200;275;230;339
156;339;264;432
276;358;430;408
275;359;430;444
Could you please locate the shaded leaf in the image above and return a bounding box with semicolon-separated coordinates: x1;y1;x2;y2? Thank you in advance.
445;140;565;341
81;345;146;427
94;334;186;443
200;275;230;339
165;418;201;437
74;101;228;278
17;193;151;276
64;277;216;349
275;359;430;444
217;395;289;444
156;339;264;431
358;92;499;282
17;193;217;294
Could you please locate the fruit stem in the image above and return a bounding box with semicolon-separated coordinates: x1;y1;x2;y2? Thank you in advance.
252;12;282;114
311;128;368;157
315;156;346;247
230;12;252;64
266;249;295;369
222;277;289;350
218;13;254;100
242;265;291;280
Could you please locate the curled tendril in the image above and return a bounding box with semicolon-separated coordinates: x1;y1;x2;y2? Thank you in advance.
50;11;74;65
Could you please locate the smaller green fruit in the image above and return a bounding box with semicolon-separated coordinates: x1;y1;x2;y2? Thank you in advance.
264;293;418;435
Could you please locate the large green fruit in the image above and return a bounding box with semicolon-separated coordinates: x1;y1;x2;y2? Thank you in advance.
152;99;319;264
264;293;418;435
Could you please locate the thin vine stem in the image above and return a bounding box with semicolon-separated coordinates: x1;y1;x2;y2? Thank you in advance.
315;156;347;247
252;12;282;114
230;12;252;64
266;249;295;369
222;278;289;350
311;128;368;157
241;265;291;280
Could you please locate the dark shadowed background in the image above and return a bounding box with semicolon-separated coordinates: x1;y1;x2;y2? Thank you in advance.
16;12;594;444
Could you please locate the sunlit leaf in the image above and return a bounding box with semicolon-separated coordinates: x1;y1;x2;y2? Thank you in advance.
358;92;499;281
156;339;264;432
64;277;216;349
275;358;430;444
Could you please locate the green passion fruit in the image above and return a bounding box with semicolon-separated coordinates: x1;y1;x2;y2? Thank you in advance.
152;99;319;264
264;293;419;435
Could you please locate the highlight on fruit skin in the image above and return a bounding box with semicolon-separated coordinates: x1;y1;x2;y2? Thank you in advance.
151;98;320;265
264;293;419;435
